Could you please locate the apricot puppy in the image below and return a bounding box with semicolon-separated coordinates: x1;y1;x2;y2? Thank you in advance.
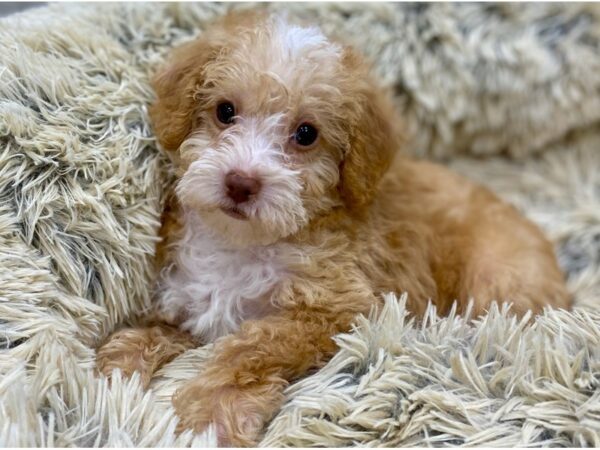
96;11;570;447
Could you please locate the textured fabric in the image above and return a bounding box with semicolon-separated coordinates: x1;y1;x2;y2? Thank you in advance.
262;295;600;447
0;2;598;447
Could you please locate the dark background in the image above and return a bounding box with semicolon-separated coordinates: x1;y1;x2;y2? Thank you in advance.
0;2;46;17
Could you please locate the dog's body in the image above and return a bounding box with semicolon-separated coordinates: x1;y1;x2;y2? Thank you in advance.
157;155;568;343
96;11;570;447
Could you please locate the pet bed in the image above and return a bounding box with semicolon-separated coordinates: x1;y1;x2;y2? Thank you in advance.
1;2;599;447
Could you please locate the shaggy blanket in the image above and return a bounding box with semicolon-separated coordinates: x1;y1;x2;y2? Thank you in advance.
1;2;599;447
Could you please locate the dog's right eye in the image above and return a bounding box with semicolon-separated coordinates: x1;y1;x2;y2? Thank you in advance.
216;101;236;125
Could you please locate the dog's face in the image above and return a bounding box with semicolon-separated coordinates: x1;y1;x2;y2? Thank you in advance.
150;12;400;247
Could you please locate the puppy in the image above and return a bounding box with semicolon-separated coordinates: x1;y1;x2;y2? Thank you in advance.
96;11;570;447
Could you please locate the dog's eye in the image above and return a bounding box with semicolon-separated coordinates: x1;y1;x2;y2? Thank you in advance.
294;123;318;147
216;101;236;125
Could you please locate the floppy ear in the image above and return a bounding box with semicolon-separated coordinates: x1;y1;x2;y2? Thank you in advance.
338;48;402;209
149;38;217;152
149;9;269;153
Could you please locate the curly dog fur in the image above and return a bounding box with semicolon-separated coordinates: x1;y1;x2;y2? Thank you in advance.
96;11;570;446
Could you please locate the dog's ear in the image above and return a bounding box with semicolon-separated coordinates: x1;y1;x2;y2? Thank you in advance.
149;38;217;153
338;48;402;210
149;9;269;153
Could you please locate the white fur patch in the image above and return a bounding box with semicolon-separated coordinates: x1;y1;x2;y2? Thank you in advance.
156;209;293;342
154;16;344;340
177;125;308;247
274;18;329;57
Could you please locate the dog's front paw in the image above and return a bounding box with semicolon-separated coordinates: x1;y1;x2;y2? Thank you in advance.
96;328;157;388
173;378;284;447
96;325;195;389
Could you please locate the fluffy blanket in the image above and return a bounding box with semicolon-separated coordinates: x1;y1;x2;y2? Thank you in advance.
1;2;599;447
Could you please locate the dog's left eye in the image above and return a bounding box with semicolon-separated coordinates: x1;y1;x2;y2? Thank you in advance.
216;101;236;125
294;123;318;147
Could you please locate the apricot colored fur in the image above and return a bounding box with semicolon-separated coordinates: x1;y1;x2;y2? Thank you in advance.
96;11;570;447
96;323;197;389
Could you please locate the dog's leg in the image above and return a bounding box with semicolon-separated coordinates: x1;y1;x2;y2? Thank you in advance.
456;238;571;317
96;323;197;388
172;310;351;446
431;225;570;318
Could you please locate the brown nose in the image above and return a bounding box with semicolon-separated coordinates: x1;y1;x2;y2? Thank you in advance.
225;171;261;204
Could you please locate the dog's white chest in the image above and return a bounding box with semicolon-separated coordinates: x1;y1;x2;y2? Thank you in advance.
156;216;286;342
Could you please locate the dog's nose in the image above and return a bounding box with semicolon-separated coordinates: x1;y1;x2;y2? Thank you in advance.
225;171;261;204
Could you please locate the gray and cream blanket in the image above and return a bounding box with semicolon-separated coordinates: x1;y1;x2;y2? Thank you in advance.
1;3;599;447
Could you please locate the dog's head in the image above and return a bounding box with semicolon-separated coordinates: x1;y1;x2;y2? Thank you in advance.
150;11;401;247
